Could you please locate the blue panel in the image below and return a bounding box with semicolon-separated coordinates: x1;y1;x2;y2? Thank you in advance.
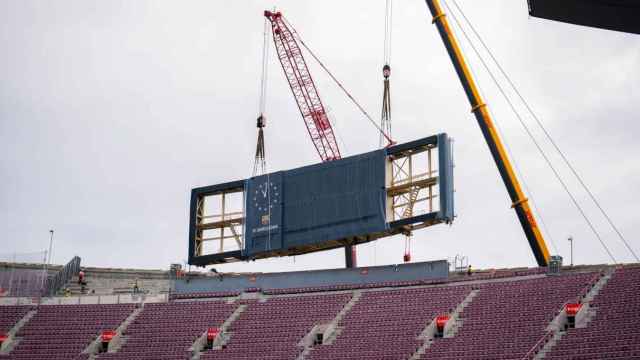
175;260;449;294
282;149;387;249
244;150;387;256
438;133;455;222
245;172;284;255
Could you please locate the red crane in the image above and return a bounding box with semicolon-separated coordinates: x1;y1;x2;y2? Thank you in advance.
264;10;364;267
264;10;341;162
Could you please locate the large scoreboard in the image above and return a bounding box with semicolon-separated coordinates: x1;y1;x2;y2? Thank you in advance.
188;134;455;266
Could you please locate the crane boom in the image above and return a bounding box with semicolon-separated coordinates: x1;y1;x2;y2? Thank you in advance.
265;10;356;267
424;0;551;266
264;10;341;162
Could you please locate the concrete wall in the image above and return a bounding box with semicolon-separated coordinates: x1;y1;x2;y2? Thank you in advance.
176;260;449;293
0;293;169;305
69;276;171;295
64;268;171;296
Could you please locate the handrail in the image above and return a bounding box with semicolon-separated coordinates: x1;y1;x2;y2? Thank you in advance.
576;271;604;303
521;330;553;360
522;273;603;360
42;256;81;297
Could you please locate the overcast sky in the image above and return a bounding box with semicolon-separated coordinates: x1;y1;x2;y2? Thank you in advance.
1;0;638;273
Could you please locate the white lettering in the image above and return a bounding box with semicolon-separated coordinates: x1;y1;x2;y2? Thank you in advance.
252;224;279;234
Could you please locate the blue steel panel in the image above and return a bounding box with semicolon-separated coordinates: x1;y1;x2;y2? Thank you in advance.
245;172;284;256
244;150;387;256
175;260;449;293
282;149;387;249
438;133;455;222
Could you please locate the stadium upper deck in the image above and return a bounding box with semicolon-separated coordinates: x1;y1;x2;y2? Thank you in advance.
0;262;638;359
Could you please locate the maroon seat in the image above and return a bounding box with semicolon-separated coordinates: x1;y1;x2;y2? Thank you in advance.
8;304;135;360
546;267;640;360
2;267;638;360
422;272;597;360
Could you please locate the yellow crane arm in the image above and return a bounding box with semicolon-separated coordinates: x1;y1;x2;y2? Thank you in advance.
425;0;550;266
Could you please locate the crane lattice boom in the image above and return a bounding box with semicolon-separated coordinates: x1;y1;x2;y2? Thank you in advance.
264;10;341;162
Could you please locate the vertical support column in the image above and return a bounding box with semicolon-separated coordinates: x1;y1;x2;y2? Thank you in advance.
428;148;433;212
220;193;226;253
345;245;356;268
194;197;204;257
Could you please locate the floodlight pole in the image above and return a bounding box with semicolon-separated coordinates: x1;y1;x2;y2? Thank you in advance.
41;230;54;298
48;230;54;265
568;236;573;266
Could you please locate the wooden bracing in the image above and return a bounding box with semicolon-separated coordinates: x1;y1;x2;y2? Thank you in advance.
387;145;439;222
194;189;244;257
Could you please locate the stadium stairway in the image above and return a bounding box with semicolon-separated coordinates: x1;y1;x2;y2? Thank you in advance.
296;290;364;359
441;288;480;338
7;303;135;360
542;266;640;360
191;303;249;359
201;293;352;360
420;271;598;359
305;285;470;360
531;267;614;359
409;288;480;359
96;300;237;360
0;307;36;355
81;304;144;358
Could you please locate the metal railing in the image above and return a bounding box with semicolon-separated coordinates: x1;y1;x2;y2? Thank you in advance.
579;272;604;301
521;272;604;360
42;256;81;297
521;330;553;360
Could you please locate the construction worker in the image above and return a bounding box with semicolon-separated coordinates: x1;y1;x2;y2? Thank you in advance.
78;269;85;285
467;265;473;276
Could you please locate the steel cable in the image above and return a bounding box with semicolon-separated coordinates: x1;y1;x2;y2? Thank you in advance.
443;0;617;263
451;0;638;263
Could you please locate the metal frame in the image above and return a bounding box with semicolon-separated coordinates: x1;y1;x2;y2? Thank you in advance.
188;181;245;266
194;192;244;256
386;134;453;231
387;141;438;225
188;135;454;267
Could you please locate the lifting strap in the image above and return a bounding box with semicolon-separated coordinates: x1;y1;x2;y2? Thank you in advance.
253;18;270;176
380;0;393;148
